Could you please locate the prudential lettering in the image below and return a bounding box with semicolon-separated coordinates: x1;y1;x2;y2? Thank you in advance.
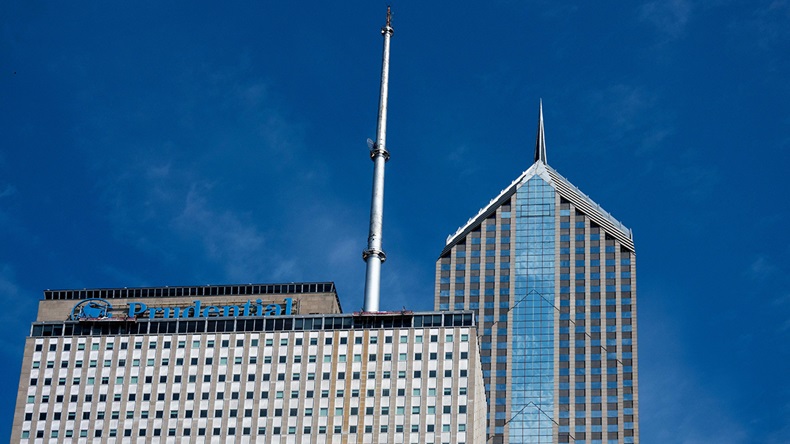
127;298;293;319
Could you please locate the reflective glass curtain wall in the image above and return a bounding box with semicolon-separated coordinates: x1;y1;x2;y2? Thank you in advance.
510;176;555;443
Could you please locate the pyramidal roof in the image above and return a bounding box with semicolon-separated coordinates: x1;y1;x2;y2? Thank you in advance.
442;105;634;254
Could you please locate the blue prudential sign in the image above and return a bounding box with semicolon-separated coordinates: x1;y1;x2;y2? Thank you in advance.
69;298;294;320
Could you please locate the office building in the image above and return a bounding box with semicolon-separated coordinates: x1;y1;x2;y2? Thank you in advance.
13;283;487;443
435;107;639;443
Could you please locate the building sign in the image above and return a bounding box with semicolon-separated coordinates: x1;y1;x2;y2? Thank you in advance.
69;298;293;320
70;299;113;320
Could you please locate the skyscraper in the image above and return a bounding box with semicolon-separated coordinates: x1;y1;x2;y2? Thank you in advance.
13;283;488;443
435;105;639;444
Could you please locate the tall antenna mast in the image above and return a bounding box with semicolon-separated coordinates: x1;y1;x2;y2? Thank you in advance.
362;6;394;312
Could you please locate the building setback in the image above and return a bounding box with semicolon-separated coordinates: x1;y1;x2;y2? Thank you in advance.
435;107;639;444
13;283;486;444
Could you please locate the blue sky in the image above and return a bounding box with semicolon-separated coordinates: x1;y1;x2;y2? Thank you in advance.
2;1;789;441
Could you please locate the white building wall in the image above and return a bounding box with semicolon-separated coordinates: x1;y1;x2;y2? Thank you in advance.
14;322;485;444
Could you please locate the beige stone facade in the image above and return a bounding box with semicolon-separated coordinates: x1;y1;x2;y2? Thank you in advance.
36;283;342;322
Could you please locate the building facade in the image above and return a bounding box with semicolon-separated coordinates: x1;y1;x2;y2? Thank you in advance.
13;283;486;444
435;111;639;444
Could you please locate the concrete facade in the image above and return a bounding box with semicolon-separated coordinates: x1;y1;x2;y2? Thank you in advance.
13;284;486;444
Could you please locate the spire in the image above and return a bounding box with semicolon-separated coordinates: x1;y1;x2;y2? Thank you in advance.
362;7;394;312
534;100;547;164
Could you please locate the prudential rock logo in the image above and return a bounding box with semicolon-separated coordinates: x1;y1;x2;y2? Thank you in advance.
70;298;113;320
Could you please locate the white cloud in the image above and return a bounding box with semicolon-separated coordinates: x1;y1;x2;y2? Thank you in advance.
65;58;333;285
0;185;16;199
642;359;749;443
0;183;36;246
172;183;268;281
99;265;148;287
639;284;750;443
739;0;790;50
663;163;720;200
0;265;33;355
446;144;479;178
327;236;361;270
0;265;20;306
588;84;663;133
584;83;677;157
272;203;367;292
772;292;790;307
747;255;777;281
379;260;431;311
537;3;580;19
640;0;693;39
607;85;653;130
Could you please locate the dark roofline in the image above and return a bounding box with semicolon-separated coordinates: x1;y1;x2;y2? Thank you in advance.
29;310;477;338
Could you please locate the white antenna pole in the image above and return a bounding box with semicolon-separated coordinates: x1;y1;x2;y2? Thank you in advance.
362;7;394;312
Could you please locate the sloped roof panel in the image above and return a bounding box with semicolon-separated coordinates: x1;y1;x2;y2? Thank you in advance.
442;161;634;255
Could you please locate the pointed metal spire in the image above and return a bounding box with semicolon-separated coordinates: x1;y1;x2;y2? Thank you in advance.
534;100;547;164
362;7;394;312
